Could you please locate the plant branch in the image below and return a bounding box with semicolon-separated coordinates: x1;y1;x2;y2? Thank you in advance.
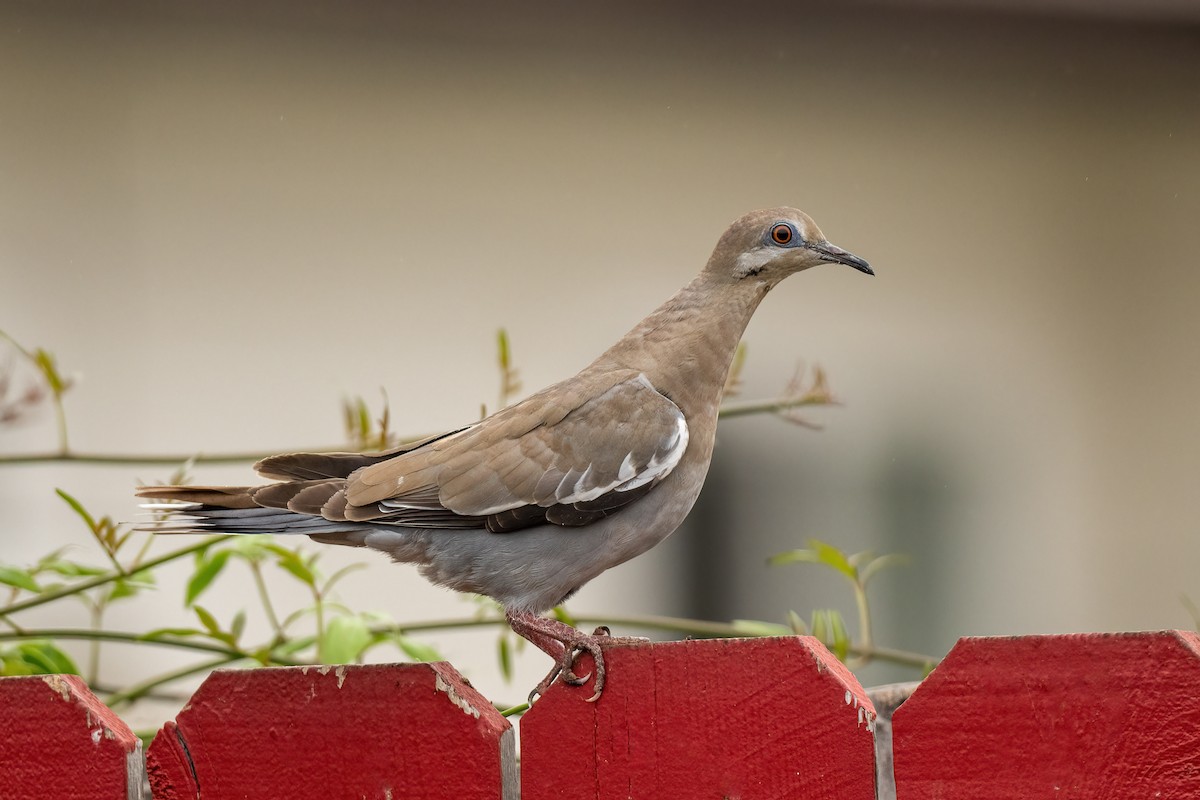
357;612;937;671
0;628;311;668
852;582;873;654
718;394;836;419
0;389;834;468
87;602;103;685
105;655;244;709
250;561;285;642
0;537;221;618
0;450;336;467
0;628;251;658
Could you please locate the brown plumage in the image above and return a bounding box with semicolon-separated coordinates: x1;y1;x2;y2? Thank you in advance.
137;207;872;701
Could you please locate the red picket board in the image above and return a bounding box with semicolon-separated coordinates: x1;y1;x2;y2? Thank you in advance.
147;662;515;800
892;630;1200;798
0;674;143;800
520;636;877;800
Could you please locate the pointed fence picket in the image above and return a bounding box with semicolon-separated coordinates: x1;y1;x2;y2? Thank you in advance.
1;631;1197;799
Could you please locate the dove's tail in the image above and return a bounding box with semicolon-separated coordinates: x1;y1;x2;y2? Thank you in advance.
135;485;354;536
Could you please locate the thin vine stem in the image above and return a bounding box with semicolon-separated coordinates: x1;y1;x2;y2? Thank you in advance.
0;537;222;618
717;394;835;419
0;628;311;667
0;392;837;468
0;451;333;467
350;612;937;671
250;560;285;642
0;628;250;659
105;655;244;709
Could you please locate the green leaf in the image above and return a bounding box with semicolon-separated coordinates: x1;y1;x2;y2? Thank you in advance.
55;488;97;532
497;328;512;370
27;642;80;674
36;559;108;578
846;550;876;570
280;606;316;631
859;553;910;586
391;634;442;663
130;568;156;586
9;641;80;675
497;633;513;681
108;568;155;601
767;548;822;567
274;549;317;586
376;389;391;449
272;637;314;657
193;605;221;636
0;565;40;593
186;550;232;606
108;579;138;601
33;348;67;395
807;539;857;581
786;609;808;635
250;647;276;665
1;654;34;676
322;563;366;596
320;615;372;664
356;399;370;441
827;610;851;662
828;614;849;658
810;609;831;644
731;619;793;637
230;609;246;643
550;605;576;627
228;536;274;562
809;609;850;661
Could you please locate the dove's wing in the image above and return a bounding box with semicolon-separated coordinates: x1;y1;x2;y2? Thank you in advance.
339;370;689;532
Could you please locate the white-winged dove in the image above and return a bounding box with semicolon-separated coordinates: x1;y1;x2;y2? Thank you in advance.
138;207;872;700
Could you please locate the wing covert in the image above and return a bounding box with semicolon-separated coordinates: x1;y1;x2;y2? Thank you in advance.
342;371;689;531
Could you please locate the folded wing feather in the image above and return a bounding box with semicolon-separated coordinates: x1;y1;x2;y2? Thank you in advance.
139;371;689;535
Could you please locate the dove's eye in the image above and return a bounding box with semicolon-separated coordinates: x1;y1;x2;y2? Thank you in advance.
770;223;795;246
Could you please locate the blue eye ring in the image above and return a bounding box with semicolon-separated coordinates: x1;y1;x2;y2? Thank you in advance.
769;222;796;246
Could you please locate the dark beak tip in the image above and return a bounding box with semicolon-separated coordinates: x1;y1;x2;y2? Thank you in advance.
814;241;872;276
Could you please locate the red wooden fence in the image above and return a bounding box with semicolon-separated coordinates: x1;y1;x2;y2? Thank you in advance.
2;630;1198;799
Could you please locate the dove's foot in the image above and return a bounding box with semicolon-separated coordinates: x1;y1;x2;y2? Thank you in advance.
506;611;648;703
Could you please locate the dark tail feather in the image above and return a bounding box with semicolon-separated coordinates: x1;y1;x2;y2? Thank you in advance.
135;485;258;509
137;484;359;537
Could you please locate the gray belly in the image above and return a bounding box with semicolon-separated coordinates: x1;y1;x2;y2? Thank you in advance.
356;464;706;612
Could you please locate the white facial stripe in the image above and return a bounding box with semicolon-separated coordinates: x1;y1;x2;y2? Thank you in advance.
736;247;779;276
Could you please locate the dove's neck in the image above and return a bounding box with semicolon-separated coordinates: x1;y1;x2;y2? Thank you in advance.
594;273;771;420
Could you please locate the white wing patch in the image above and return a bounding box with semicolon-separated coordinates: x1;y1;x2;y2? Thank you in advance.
617;453;636;482
379;372;691;519
614;414;688;493
557;413;689;503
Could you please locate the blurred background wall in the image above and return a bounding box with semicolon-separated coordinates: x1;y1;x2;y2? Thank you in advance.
2;0;1197;721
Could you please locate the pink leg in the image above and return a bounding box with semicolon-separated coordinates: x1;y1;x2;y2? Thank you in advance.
506;610;645;702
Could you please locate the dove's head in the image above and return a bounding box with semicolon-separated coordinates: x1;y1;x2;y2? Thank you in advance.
706;206;872;284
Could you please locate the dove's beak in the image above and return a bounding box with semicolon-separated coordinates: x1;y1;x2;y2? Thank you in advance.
811;241;873;275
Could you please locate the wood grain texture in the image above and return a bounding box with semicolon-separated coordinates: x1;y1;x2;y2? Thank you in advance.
520;636;877;799
892;630;1200;798
146;662;514;800
0;674;142;800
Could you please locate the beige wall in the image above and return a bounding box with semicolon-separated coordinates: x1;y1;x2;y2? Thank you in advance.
2;2;1197;708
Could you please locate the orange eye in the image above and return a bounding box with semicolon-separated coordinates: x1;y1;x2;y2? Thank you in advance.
770;223;793;245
